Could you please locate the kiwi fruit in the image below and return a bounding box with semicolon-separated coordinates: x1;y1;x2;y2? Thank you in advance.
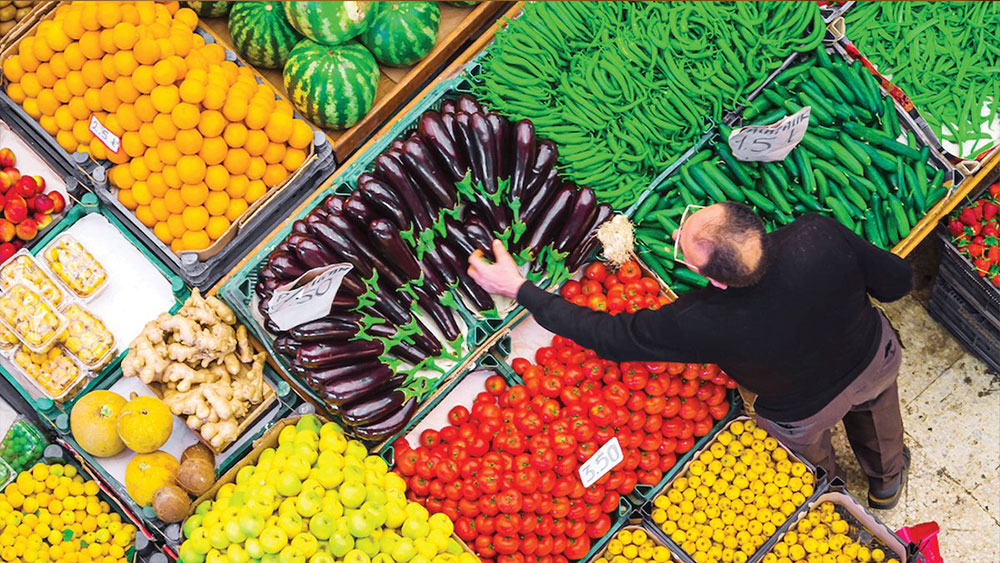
181;443;215;465
152;485;191;522
176;457;215;496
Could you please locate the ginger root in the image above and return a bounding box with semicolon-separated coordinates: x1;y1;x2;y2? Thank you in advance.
122;290;272;451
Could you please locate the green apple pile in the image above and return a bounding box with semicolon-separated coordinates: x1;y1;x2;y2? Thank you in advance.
178;415;476;563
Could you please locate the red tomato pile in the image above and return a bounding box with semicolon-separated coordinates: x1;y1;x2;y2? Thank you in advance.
393;262;736;563
559;260;671;314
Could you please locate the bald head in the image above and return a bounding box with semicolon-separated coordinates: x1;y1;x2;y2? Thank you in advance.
675;202;767;287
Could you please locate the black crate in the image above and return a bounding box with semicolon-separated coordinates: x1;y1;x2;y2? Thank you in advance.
928;280;1000;372
936;226;1000;330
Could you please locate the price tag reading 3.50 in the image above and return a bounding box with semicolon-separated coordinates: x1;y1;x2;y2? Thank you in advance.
268;263;353;331
578;437;624;488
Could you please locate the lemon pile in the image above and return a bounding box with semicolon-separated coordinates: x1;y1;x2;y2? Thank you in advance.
651;420;815;563
763;502;900;563
594;528;673;563
2;1;314;253
0;463;135;563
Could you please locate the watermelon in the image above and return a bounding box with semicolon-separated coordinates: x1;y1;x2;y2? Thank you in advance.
229;2;303;69
360;1;440;67
283;40;379;129
183;1;231;18
444;1;480;6
283;1;375;46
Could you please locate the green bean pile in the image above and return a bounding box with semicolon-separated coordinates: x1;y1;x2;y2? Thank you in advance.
473;1;825;209
845;1;1000;158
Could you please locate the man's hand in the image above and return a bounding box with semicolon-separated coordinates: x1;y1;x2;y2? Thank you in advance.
467;240;526;299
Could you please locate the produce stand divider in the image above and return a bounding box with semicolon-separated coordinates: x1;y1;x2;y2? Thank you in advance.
755;479;918;563
0;0;337;290
0;0;56;53
640;416;829;563
928;281;1000;372
0;193;188;421
198;1;512;163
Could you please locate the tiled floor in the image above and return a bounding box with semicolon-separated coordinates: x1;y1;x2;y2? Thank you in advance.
829;294;1000;561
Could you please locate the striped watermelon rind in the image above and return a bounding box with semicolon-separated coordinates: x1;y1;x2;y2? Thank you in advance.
229;2;303;69
283;40;380;129
183;1;231;18
360;1;440;67
283;1;375;46
444;1;479;6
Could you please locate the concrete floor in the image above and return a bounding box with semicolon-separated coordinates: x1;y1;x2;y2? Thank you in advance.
828;242;1000;560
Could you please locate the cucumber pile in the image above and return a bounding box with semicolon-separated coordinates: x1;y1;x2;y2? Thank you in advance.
633;47;948;293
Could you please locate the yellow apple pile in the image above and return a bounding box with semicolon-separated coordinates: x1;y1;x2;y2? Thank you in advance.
179;416;478;563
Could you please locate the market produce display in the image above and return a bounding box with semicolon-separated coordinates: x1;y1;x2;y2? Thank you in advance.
473;1;826;208
254;93;613;439
360;2;441;67
0;0;36;36
634;47;949;291
122;289;270;450
762;501;901;563
1;1;314;253
0;462;137;563
178;415;476;563
946;183;1000;288
844;1;1000;158
592;528;674;563
227;2;303;70
0;147;68;261
394;266;735;563
650;419;816;563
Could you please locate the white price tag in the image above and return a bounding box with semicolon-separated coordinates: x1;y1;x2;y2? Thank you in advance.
729;106;811;162
578;437;624;488
89;115;121;154
267;263;353;330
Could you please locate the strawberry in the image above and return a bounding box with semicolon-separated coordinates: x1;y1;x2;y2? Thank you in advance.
948;219;965;236
984;201;999;221
974;259;991;276
965;243;985;258
992;275;1000;289
959;208;978;225
988;246;1000;264
989;183;1000;199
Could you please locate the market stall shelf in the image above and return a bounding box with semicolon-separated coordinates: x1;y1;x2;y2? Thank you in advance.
197;1;511;163
0;1;336;289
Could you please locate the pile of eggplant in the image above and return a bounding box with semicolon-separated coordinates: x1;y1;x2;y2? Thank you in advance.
253;94;611;440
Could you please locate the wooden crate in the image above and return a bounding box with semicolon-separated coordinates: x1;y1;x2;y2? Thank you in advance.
199;1;511;163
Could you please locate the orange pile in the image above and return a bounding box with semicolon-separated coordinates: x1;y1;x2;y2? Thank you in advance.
2;1;313;253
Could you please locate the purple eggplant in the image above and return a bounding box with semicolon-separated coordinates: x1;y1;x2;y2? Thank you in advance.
268;251;307;280
305;360;381;386
566;204;613;271
523;140;558;198
329;293;360;311
524;184;575;257
511;120;536;199
440;99;457;114
469;112;497;193
464;216;495;258
457;94;481;114
418;110;466;181
517;168;560;230
375;153;434;231
390;340;429;365
486;112;509;180
418;292;462;341
291;220;310;234
344;194;376;227
274;336;298;357
297;340;382;369
341;389;406;427
554;188;597;253
323;365;393;405
326;212;412;289
308;220;376;279
442;216;478;257
369;219;422;281
353;397;417;440
290;313;362;341
289;233;337;269
439;242;495;312
421;245;457;288
263;318;285;336
323;195;345;215
358;174;411;230
401;137;457;208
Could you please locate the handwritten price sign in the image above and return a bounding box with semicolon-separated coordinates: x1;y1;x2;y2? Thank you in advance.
729;106;811;162
89;115;121;154
578;437;624;488
268;263;353;330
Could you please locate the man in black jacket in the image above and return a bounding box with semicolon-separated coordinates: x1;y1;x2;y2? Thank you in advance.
468;202;912;509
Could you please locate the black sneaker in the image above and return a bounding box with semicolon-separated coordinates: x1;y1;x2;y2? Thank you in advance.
868;446;911;510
